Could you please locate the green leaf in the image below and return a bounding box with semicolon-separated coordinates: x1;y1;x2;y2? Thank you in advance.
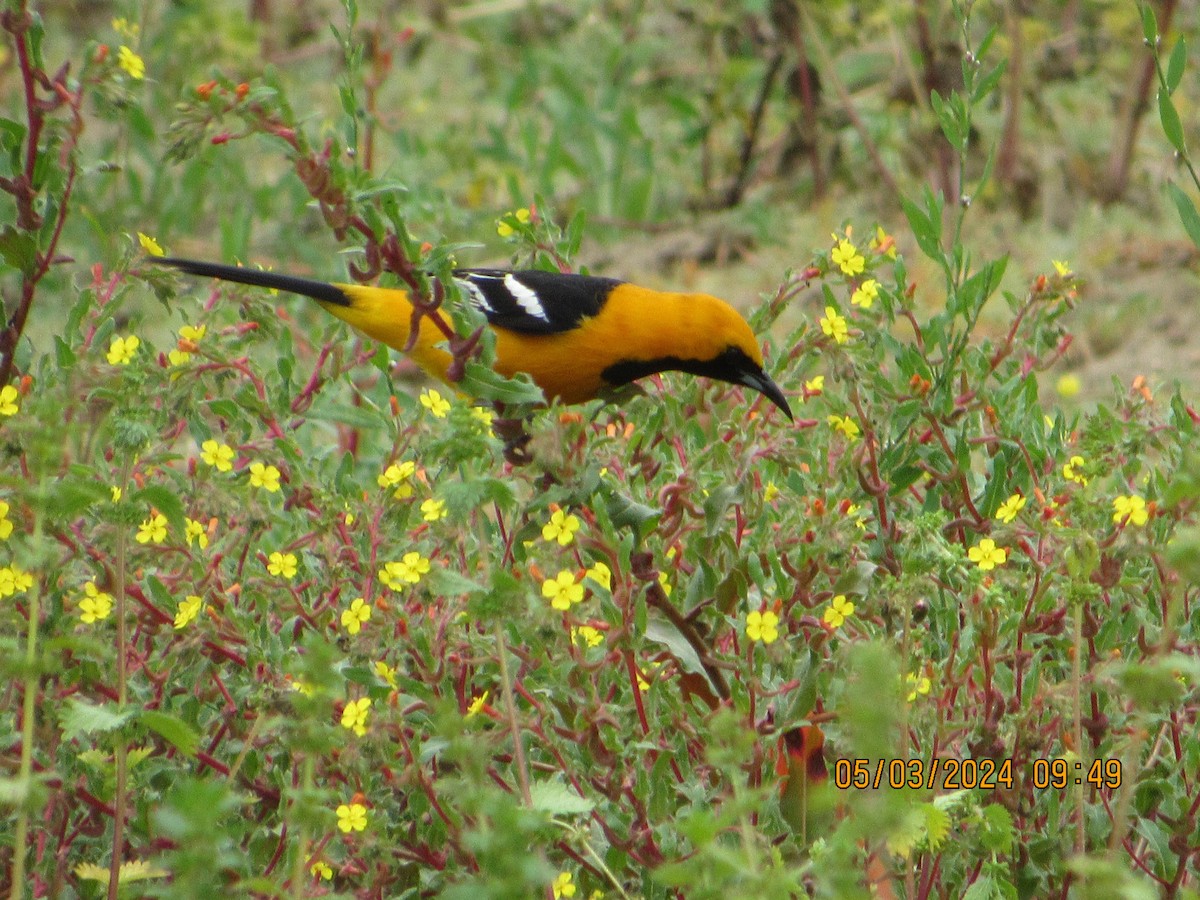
306;398;383;429
600;487;660;541
930;90;963;148
644;618;716;696
979;803;1016;853
528;779;593;816
1166;182;1200;250
131;484;187;535
1166;37;1187;93
0;226;38;276
1141;3;1158;45
145;575;174;610
44;478;110;519
458;361;545;405
1157;89;1186;154
61;698;135;741
971;60;1007;105
139;710;200;757
426;567;488;598
206;399;242;420
901;197;942;262
54;336;76;368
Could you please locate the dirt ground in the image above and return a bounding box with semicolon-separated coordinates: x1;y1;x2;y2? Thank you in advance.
596;188;1200;408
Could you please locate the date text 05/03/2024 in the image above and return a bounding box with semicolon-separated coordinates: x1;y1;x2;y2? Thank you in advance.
833;757;1123;791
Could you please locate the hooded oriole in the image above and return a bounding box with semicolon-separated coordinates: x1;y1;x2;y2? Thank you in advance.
155;258;792;419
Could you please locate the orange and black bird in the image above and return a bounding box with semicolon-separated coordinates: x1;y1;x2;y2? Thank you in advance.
777;724;832;841
154;258;792;419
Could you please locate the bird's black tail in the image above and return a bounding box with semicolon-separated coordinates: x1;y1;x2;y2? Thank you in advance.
153;257;350;307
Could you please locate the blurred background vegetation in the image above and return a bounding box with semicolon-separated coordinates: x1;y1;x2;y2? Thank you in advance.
11;0;1199;399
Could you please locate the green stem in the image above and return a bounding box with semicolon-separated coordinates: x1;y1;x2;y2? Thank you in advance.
108;460;132;900
494;623;532;805
9;492;45;900
1071;604;1085;856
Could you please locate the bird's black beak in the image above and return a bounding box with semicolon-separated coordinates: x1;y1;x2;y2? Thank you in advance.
738;368;793;420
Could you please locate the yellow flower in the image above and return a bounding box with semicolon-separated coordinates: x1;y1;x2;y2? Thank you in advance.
763;481;780;503
1052;259;1072;276
542;570;584;611
137;232;164;256
871;226;897;259
0;565;32;597
467;691;489;716
552;871;577;899
0;384;18;416
572;625;604;648
11;566;31;593
341;597;372;635
584;561;612;591
78;582;114;623
968;538;1008;571
0;500;13;540
379;551;431;588
995;493;1026;524
1063;455;1088;486
200;440;235;472
1112;495;1149;527
168;323;205;366
823;594;855;629
542;508;581;546
136;513;168;544
341;697;371;736
827;414;860;441
745;609;780;644
112;17;139;39
377;461;416;499
248;461;281;492
831;237;865;276
374;660;398;688
820;306;849;344
107;334;140;365
116;45;144;80
290;679;314;697
906;672;932;702
421;498;446;522
267;551;298;579
804;375;824;394
110;486;122;502
174;595;203;629
184;517;209;549
497;207;531;237
851;278;879;309
336;802;368;833
309;860;333;880
470;406;495;431
657;570;672;598
1056;373;1081;398
420;388;450;418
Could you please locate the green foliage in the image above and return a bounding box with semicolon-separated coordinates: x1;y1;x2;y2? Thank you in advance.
3;1;1200;898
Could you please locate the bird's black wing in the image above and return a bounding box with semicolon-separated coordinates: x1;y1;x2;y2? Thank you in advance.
452;269;625;335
